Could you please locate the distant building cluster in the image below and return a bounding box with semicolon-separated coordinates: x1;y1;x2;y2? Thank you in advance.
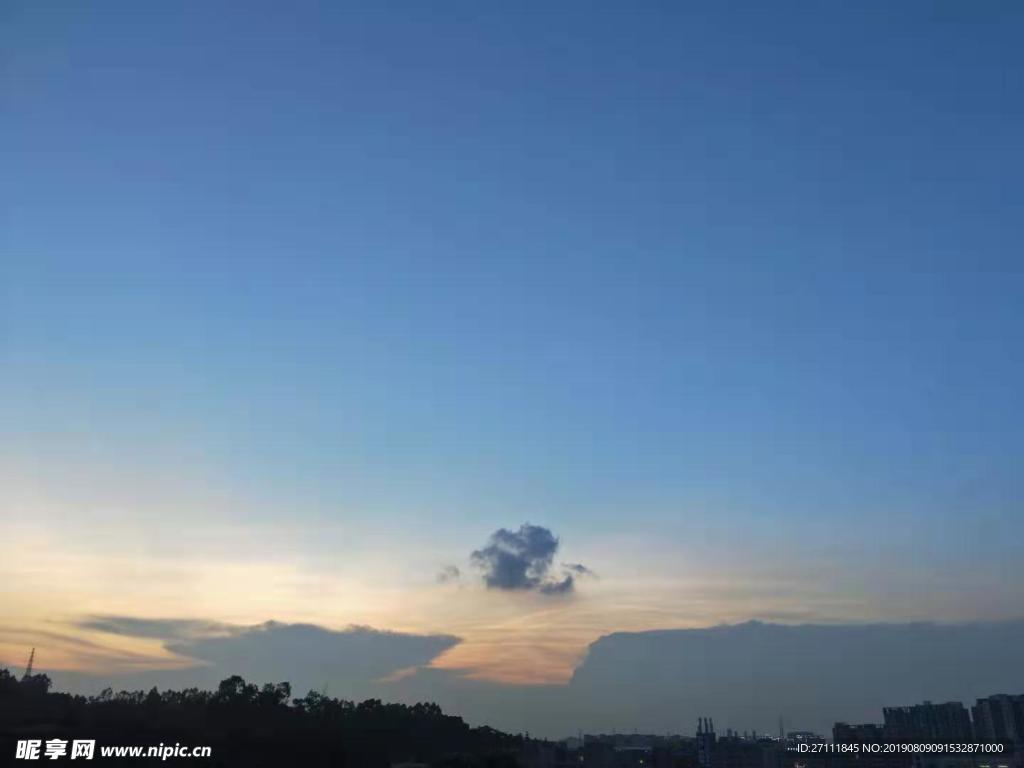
877;701;973;744
836;695;1024;748
515;694;1024;768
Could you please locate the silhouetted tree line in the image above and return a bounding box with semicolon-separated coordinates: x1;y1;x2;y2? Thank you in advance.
0;668;522;767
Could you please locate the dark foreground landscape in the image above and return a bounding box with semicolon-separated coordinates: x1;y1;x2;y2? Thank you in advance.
0;669;522;767
5;666;1024;768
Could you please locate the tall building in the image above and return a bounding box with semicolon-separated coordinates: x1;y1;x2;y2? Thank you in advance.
972;694;1024;744
882;701;973;743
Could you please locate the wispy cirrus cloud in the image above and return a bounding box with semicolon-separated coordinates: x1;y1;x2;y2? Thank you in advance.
74;616;234;641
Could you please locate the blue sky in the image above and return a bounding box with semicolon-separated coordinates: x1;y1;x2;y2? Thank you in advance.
2;1;1023;687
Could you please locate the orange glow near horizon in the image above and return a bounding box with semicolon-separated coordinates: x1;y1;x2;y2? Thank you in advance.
3;486;1019;688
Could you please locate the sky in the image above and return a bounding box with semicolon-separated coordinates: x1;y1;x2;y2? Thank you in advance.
2;0;1023;727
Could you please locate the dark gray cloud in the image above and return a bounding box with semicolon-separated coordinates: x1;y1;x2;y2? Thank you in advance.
59;616;460;698
166;622;459;690
436;565;461;584
566;619;1024;738
470;524;588;596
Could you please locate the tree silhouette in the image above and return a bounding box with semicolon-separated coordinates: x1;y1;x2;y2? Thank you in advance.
0;668;525;767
